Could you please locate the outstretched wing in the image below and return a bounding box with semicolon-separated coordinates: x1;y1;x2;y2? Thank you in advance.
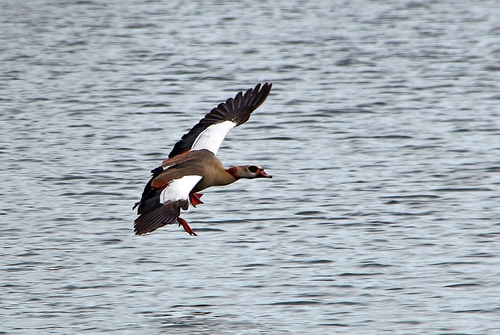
168;82;272;158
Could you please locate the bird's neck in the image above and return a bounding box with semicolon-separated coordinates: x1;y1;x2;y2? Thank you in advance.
226;166;241;181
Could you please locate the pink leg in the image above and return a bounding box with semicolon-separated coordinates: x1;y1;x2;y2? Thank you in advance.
177;217;197;236
189;192;204;207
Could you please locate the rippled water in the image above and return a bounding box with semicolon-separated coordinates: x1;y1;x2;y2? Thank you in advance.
2;0;500;334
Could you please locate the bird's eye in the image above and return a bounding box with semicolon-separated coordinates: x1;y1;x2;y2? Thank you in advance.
248;165;258;173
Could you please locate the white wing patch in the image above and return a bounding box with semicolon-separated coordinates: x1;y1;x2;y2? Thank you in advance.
160;175;203;203
191;121;236;156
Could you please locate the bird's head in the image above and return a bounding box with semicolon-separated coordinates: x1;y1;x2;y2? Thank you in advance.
228;165;272;179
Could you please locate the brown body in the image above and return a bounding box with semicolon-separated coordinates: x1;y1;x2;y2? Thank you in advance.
152;150;237;192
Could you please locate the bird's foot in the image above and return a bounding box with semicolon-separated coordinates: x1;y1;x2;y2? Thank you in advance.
189;192;204;207
178;217;197;236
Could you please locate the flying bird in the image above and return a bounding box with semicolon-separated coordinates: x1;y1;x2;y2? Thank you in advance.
133;83;273;236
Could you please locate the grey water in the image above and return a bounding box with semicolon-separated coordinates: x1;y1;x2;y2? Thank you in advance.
1;0;500;333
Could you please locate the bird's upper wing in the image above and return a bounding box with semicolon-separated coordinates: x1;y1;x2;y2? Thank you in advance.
168;82;272;158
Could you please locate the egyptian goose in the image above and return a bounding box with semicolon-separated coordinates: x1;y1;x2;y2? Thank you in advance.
133;83;273;236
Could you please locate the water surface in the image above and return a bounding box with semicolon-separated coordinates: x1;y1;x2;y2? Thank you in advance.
1;0;500;334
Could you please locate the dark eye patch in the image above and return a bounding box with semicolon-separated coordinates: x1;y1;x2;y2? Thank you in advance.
248;165;258;173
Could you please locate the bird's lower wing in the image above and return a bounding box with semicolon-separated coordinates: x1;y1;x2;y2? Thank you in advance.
134;175;202;235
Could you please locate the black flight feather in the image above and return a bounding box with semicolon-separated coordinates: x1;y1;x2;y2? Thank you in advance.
134;199;188;235
168;83;272;158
